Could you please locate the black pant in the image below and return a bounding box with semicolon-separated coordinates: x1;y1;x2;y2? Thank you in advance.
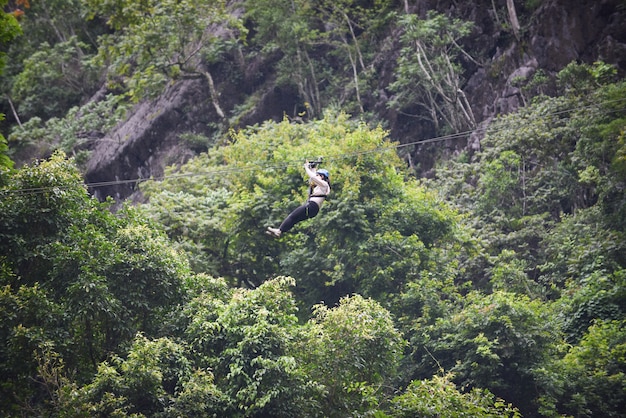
279;201;320;232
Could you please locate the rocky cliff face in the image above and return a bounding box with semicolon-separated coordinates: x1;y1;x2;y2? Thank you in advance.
85;0;626;201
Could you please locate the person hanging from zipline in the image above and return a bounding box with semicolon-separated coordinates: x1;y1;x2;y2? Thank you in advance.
266;160;330;238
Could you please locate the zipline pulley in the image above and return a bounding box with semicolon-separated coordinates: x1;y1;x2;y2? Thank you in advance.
308;156;324;169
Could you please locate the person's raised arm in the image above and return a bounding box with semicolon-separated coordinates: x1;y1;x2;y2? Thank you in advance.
304;162;327;187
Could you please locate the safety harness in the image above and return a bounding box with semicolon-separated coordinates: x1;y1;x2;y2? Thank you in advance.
308;184;328;200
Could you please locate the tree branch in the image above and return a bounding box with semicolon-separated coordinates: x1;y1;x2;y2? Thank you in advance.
202;70;225;119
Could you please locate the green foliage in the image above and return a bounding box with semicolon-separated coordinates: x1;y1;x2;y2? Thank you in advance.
0;114;13;171
418;291;561;414
0;1;625;413
87;0;244;101
244;0;323;115
477;98;580;220
179;131;213;153
54;277;405;417
557;61;618;94
1;0;109;134
294;182;457;306
11;37;98;120
16;0;103;49
387;373;521;417
178;279;406;417
142;112;460;309
0;150;89;250
244;0;394;117
424;65;626;416
42;216;189;371
0;152;189;414
478;150;522;216
163;369;229;417
77;335;192;416
139;188;232;275
300;294;405;417
570;79;626;231
489;249;544;298
558;268;626;344
539;207;624;291
8;94;129;162
432;65;626;294
184;276;318;416
537;319;626;417
0;0;625;416
0;283;64;415
2;67;619;416
0;0;22;74
512;68;552;105
390;11;476;133
313;0;394;114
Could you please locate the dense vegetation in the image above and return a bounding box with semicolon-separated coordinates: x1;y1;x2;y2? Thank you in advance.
1;0;626;417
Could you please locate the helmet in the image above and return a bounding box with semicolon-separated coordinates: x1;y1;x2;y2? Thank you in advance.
317;169;329;180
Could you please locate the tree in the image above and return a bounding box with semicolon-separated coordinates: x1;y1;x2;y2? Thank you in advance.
244;0;393;118
139;187;233;275
8;93;129;167
387;373;520;418
537;319;626;417
0;0;22;170
539;207;624;299
44;214;188;372
178;276;321;416
431;63;626;295
244;0;324;117
86;0;245;112
77;335;194;417
505;0;521;41
141;112;459;306
0;151;189;413
11;37;99;120
33;276;406;416
389;11;476;134
299;294;405;417
423;63;626;417
417;291;562;416
11;0;101;47
0;281;65;415
0;150;90;261
0;114;13;171
2;0;107;125
313;0;393;114
0;0;23;75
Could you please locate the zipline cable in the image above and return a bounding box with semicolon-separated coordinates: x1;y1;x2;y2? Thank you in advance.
3;97;626;197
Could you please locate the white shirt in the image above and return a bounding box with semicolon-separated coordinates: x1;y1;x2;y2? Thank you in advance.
304;165;330;207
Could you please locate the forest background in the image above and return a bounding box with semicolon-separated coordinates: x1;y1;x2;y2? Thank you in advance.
1;0;625;417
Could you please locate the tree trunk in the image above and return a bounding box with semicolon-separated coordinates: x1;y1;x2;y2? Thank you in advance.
6;95;22;128
202;70;225;119
506;0;521;40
